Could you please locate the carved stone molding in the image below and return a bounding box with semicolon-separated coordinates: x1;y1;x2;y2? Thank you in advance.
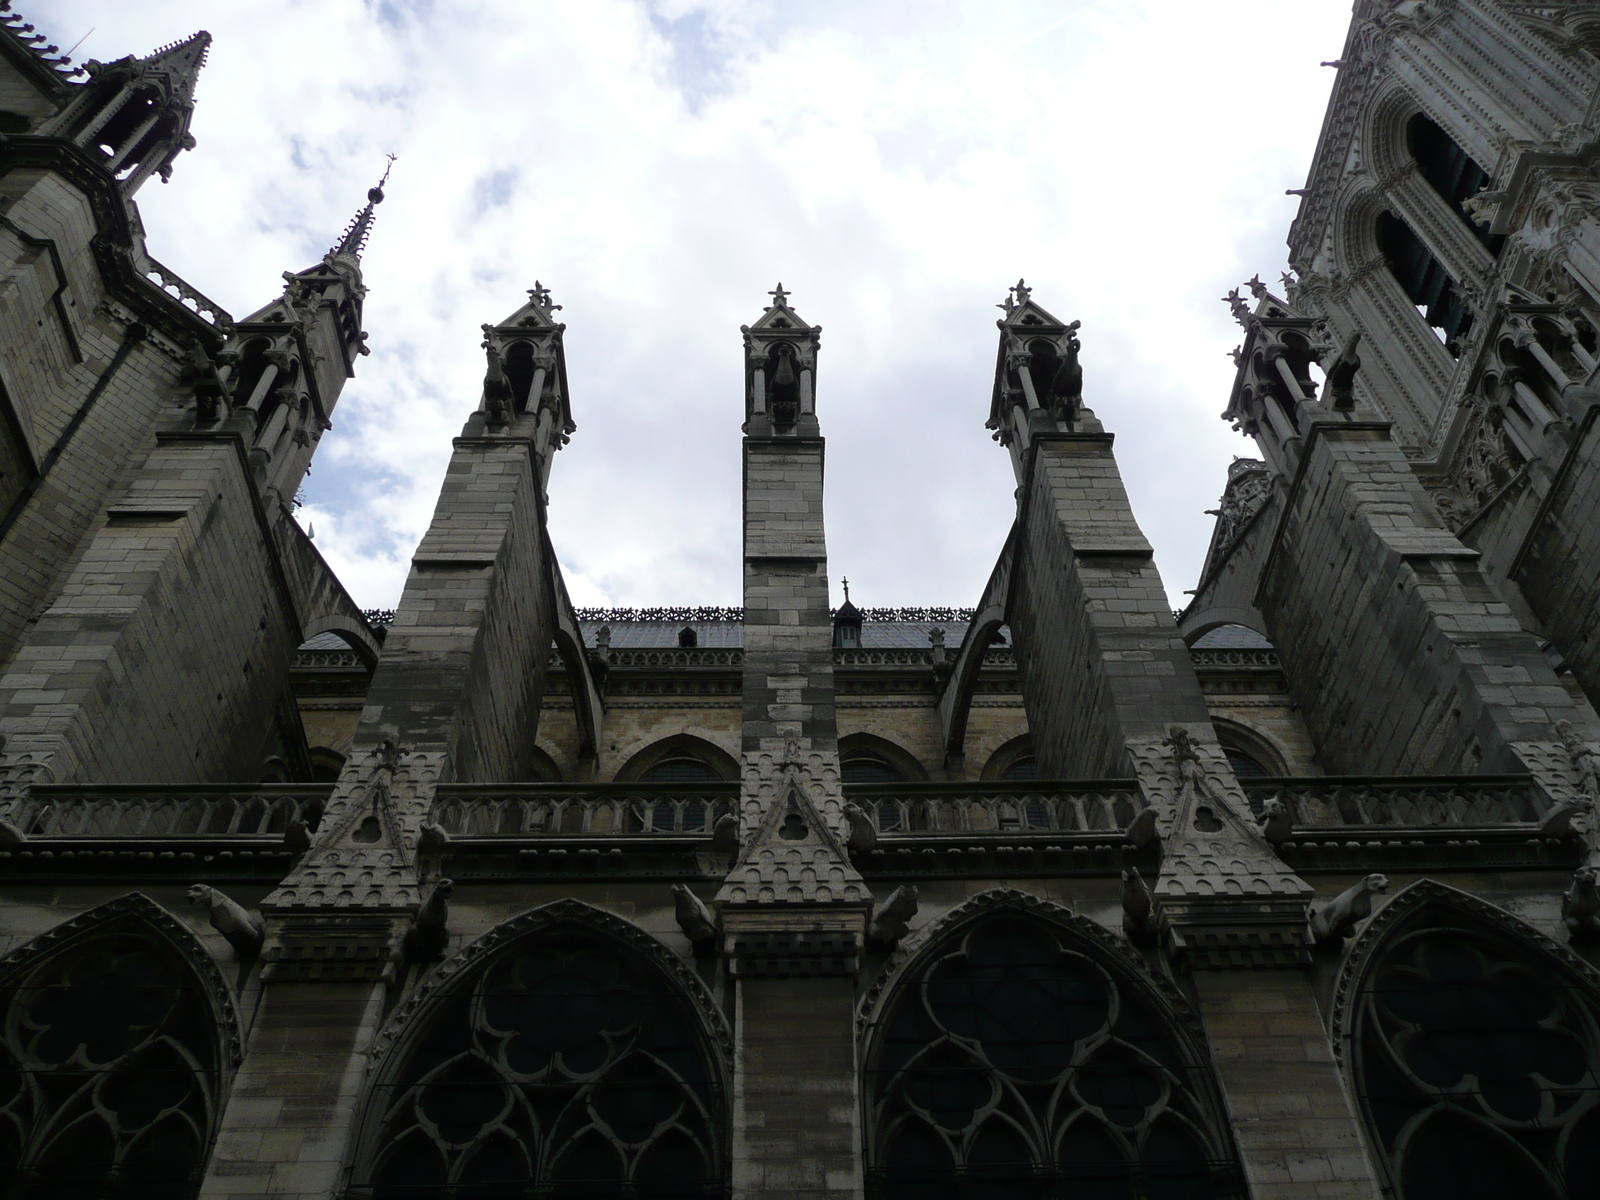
1329;876;1600;1065
365;896;733;1072
855;886;1207;1052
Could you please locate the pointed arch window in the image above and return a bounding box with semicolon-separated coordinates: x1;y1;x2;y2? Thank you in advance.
1378;211;1475;345
865;913;1242;1199
0;924;228;1199
1347;892;1600;1200
355;922;726;1199
1406;115;1506;257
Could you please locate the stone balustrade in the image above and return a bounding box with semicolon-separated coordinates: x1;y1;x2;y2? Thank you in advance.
845;782;1147;834
431;783;740;837
11;785;329;838
1240;775;1547;826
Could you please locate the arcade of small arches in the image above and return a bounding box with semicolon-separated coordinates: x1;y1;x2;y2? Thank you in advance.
2;886;1598;1199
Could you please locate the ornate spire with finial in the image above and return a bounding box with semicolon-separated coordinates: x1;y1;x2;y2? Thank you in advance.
330;154;396;259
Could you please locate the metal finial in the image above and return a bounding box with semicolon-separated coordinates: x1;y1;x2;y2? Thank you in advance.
331;154;398;258
368;152;397;204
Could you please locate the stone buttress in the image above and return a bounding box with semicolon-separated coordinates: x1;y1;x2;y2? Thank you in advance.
715;287;871;1200
200;287;586;1200
984;283;1380;1197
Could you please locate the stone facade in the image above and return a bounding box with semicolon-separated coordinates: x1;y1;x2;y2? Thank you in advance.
3;5;1600;1200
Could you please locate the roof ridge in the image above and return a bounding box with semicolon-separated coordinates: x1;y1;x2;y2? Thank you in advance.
0;1;86;81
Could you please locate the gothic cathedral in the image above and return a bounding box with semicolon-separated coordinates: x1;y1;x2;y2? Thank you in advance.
0;3;1599;1199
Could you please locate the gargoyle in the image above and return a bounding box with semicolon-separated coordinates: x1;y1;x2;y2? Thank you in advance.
1049;324;1083;420
283;818;312;859
843;802;878;853
418;820;452;856
869;885;919;948
187;884;265;958
1256;796;1293;846
672;884;718;945
1121;868;1155;942
1310;873;1388;944
1125;806;1159;848
1563;866;1600;943
482;342;512;424
1325;331;1362;410
404;878;454;963
1540;798;1593;838
711;813;740;854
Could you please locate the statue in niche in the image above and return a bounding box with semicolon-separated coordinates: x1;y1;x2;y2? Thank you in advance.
767;343;800;424
1049;321;1083;420
1325;331;1362;410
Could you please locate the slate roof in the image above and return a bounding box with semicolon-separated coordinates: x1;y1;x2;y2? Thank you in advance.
1190;624;1274;649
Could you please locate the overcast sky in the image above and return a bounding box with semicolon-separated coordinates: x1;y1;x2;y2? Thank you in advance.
47;0;1353;611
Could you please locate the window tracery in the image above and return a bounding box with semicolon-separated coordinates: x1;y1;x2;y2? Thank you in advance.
865;913;1241;1199
1348;902;1600;1200
0;924;226;1200
357;924;726;1199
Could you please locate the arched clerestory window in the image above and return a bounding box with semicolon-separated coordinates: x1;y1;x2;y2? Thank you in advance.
0;894;237;1200
863;901;1243;1199
1338;881;1600;1200
352;904;729;1199
1406;114;1506;257
1378;211;1475;346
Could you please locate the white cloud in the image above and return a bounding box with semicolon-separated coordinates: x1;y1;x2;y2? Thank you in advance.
46;0;1351;609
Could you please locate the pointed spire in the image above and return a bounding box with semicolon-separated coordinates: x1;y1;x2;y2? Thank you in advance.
36;28;212;192
331;154;396;259
131;29;210;102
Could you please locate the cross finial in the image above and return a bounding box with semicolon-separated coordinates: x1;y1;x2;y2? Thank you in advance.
768;282;790;308
528;280;561;311
842;577;850;602
1013;278;1031;305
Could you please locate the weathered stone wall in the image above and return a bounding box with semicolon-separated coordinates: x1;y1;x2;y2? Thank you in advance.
356;435;554;780
0;60;64;126
0;434;302;784
0;170;185;672
741;436;835;759
1514;401;1600;710
1258;419;1594;775
1009;434;1212;778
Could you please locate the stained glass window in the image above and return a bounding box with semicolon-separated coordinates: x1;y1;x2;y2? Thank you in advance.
360;926;725;1199
0;933;223;1200
865;915;1241;1199
1353;917;1600;1200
